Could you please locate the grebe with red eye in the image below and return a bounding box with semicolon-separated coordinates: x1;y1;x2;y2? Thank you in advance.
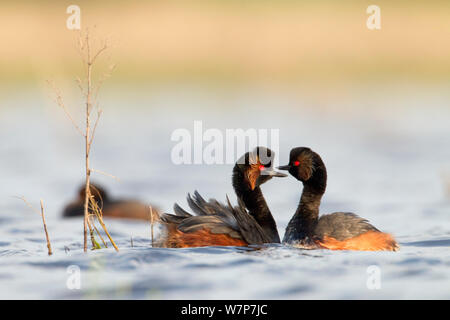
158;147;287;248
278;147;398;251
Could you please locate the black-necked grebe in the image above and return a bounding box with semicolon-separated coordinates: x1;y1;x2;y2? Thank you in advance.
62;183;158;221
159;147;286;248
278;147;398;251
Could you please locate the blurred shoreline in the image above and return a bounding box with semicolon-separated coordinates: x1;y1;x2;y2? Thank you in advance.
1;0;450;86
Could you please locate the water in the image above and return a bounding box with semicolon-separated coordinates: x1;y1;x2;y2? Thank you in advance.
0;84;449;299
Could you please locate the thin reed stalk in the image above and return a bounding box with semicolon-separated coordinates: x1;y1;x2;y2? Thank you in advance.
17;197;53;256
86;215;101;249
149;206;155;247
91;217;108;248
49;28;117;252
89;196;119;251
39;200;53;255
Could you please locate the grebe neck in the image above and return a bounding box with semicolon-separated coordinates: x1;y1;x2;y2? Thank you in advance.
283;172;326;243
232;166;280;243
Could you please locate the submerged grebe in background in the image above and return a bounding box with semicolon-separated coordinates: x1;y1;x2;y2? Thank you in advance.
158;147;287;248
62;183;159;221
278;147;398;251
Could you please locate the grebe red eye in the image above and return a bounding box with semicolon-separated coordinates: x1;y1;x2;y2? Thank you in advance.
259;165;265;170
294;161;300;166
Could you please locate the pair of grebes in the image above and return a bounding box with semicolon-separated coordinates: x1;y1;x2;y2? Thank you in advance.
63;147;398;251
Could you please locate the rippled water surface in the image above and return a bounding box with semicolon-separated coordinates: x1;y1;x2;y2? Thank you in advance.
0;86;449;299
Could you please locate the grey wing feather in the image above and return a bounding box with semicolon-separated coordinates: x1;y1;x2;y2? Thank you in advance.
161;191;271;245
159;202;192;224
173;203;192;217
186;192;210;216
315;212;379;241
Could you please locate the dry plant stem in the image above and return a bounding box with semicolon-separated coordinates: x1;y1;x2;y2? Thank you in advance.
89;197;117;250
91;217;108;248
17;197;53;256
50;29;117;252
89;196;119;251
89;110;103;146
47;81;84;137
96;214;119;251
86;215;98;249
90;168;120;182
82;33;94;252
149;206;154;247
39;200;53;256
86;210;105;250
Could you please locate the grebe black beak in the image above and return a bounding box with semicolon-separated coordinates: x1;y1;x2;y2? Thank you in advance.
261;168;288;177
277;165;291;171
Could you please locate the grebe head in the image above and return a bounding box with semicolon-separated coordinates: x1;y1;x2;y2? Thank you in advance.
77;183;109;203
278;147;326;186
234;147;287;191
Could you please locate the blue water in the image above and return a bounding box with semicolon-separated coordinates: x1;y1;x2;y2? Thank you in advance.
0;85;449;299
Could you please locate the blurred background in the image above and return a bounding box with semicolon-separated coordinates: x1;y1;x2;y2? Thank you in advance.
0;0;449;299
1;0;449;215
1;0;450;85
